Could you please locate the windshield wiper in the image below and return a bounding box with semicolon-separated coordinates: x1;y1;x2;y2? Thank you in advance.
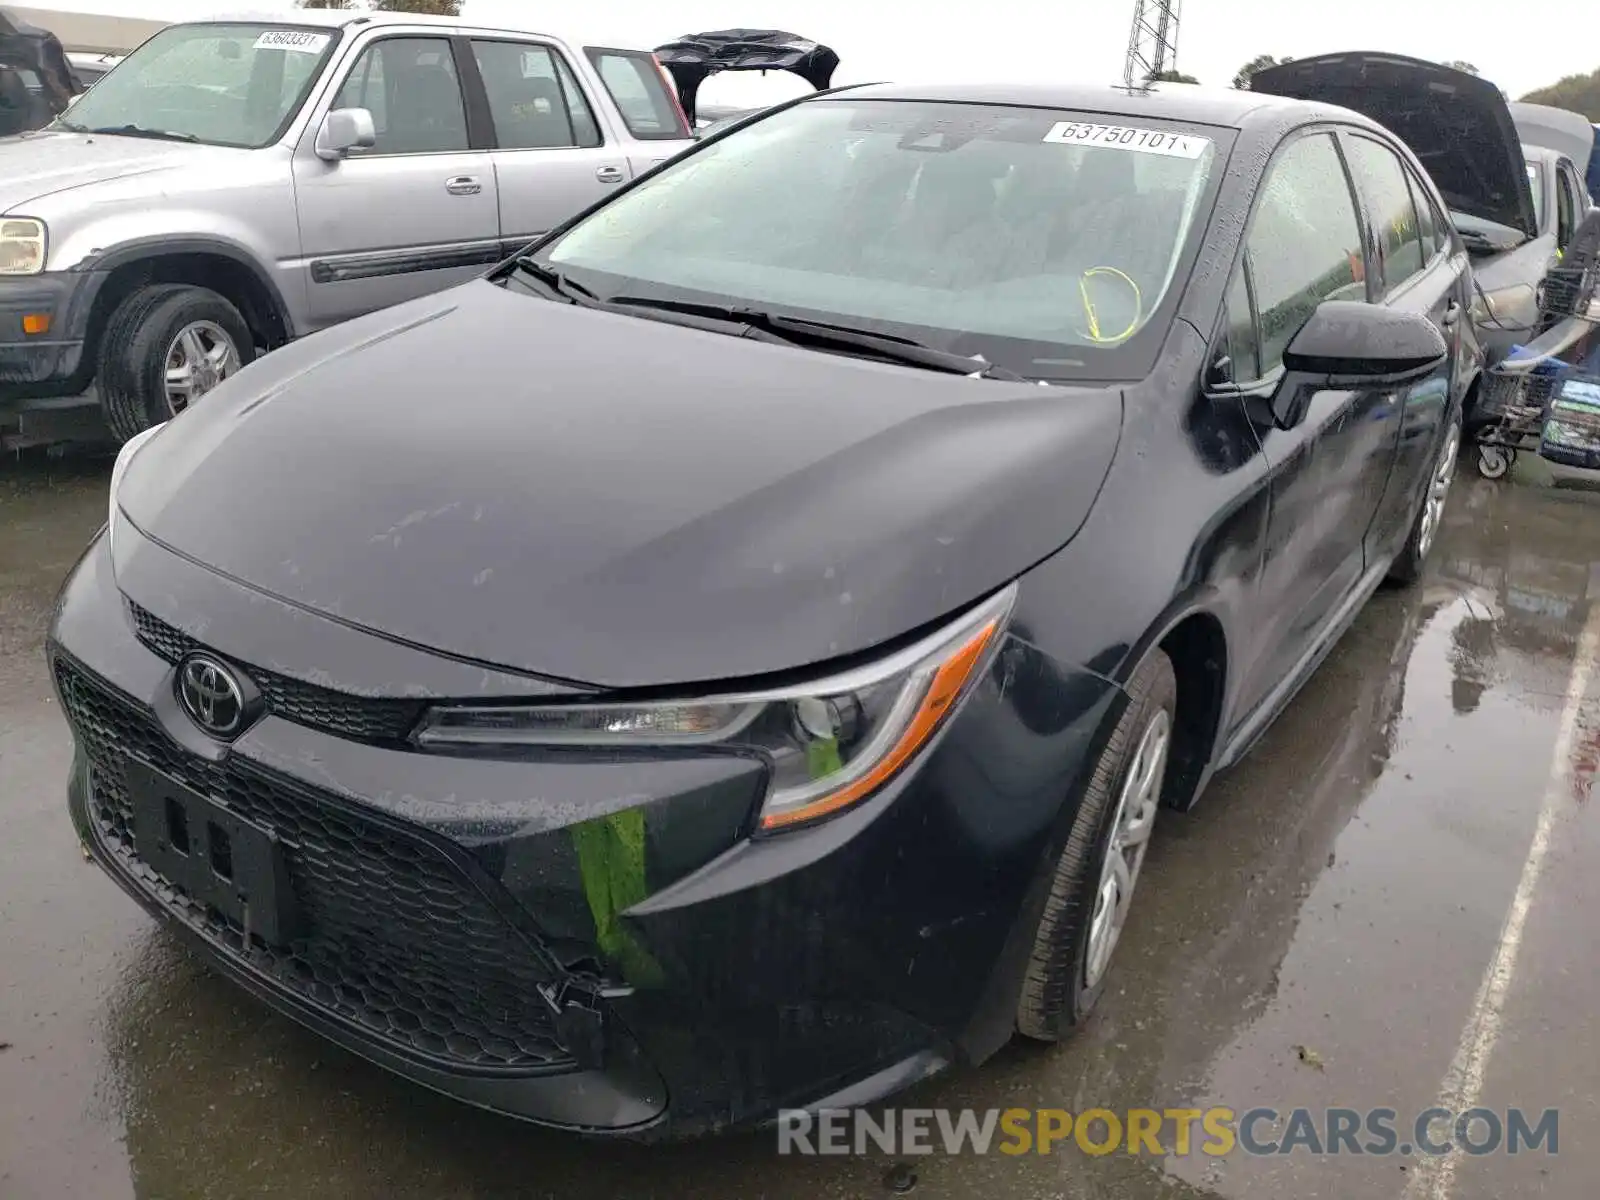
509;257;602;306
87;124;200;143
53;119;90;134
602;296;1028;380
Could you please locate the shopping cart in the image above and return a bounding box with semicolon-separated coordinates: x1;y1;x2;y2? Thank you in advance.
1473;210;1600;479
1474;320;1600;478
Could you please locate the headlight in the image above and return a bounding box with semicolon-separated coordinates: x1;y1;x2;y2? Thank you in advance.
415;584;1018;831
0;218;46;276
107;422;167;557
1470;283;1536;326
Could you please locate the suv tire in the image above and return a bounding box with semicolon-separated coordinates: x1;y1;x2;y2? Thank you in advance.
1016;648;1176;1041
99;285;254;443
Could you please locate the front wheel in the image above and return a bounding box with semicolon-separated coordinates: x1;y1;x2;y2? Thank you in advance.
98;284;254;443
1016;649;1177;1040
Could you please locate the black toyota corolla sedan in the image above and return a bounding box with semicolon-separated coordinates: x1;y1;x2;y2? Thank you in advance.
51;81;1478;1136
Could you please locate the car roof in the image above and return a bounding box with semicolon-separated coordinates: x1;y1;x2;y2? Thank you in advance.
203;9;624;48
823;80;1380;133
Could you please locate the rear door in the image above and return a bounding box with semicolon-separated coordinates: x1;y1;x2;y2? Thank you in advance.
466;38;628;248
292;33;501;331
1339;131;1459;563
583;46;697;175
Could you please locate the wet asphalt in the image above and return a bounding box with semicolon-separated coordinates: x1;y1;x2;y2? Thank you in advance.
2;450;1599;1200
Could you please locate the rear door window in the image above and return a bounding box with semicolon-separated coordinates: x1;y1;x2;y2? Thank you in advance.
584;48;688;140
470;40;600;149
1344;135;1427;294
1405;168;1443;262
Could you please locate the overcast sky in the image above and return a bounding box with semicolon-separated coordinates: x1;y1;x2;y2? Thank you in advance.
29;0;1597;108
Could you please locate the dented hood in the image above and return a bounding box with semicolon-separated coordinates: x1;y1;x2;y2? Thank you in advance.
116;281;1123;689
1252;53;1538;240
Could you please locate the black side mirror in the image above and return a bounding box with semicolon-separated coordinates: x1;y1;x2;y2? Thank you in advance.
1212;301;1447;433
1283;300;1447;387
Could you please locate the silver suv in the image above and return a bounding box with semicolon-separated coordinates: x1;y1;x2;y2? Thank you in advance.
0;11;694;442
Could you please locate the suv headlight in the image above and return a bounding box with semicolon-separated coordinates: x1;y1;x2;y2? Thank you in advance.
415;584;1018;831
107;423;167;558
0;218;47;276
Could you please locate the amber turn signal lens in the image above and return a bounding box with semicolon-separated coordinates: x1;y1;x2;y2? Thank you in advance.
21;313;51;336
758;618;1001;831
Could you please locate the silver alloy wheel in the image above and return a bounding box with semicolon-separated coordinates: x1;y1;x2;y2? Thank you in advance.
1084;707;1170;990
164;320;240;416
1416;423;1461;561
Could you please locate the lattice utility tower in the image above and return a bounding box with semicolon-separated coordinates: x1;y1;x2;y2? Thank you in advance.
1123;0;1183;90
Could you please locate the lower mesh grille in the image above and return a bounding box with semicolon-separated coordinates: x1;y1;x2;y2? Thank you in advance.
126;602;426;743
57;657;576;1074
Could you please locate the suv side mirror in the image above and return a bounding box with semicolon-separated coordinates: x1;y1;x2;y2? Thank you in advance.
315;107;376;161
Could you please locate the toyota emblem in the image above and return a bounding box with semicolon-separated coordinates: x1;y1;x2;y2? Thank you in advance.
178;655;246;737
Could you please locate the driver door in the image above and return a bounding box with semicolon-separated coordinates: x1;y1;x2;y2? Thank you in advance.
291;33;501;332
1226;130;1395;729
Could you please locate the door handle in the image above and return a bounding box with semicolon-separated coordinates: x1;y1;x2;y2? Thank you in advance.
445;175;482;196
595;165;625;184
1442;301;1462;328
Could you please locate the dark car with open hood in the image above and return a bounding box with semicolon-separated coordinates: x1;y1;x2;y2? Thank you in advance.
52;79;1475;1137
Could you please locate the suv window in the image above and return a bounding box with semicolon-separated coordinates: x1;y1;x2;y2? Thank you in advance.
1246;132;1367;373
334;37;468;155
1345;135;1426;293
584;48;689;140
50;22;338;148
472;40;599;150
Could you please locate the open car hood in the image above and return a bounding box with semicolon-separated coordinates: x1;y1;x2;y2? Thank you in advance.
1251;53;1538;241
652;29;838;126
1511;102;1595;173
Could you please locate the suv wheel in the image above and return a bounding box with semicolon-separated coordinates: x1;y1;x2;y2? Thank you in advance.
98;285;254;443
1016;649;1176;1041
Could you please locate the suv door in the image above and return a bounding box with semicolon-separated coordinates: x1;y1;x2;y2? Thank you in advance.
467;39;629;248
292;34;502;331
583;47;697;175
1340;132;1462;563
1226;130;1391;721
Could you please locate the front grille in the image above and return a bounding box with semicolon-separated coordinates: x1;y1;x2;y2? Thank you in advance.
57;657;576;1074
128;602;426;743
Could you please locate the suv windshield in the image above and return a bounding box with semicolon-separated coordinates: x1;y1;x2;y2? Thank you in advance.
540;99;1224;379
57;23;338;148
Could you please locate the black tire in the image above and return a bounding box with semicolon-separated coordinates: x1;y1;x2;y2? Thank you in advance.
98;284;254;444
1387;408;1463;588
1016;649;1177;1041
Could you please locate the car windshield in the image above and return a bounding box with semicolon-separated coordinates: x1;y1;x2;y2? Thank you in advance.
539;99;1225;380
56;23;338;148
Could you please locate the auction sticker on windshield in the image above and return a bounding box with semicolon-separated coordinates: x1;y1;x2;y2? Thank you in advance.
253;30;331;54
1043;122;1209;159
